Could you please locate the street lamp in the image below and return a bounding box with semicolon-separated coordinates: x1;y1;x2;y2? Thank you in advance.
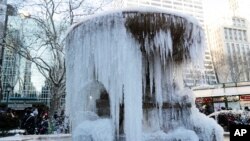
6;83;13;107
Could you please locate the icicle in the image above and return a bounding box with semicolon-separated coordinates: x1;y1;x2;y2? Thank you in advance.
149;59;154;97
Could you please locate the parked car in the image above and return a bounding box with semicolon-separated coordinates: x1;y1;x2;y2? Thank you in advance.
208;110;250;132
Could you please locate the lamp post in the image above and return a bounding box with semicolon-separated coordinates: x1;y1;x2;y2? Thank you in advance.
6;83;13;107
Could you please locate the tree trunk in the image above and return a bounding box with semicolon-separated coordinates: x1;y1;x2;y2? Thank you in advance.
49;85;60;119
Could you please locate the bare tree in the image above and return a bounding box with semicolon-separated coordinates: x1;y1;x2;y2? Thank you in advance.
212;50;249;84
183;66;204;87
228;52;249;84
212;52;231;83
6;0;112;116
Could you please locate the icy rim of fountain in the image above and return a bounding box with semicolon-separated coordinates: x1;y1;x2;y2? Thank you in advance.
65;7;201;38
65;7;205;66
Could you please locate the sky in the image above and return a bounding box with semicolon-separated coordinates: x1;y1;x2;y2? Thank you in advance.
203;0;250;23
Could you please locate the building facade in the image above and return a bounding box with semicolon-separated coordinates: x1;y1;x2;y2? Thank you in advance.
209;17;250;83
193;82;250;111
0;14;40;107
22;60;37;98
39;79;65;109
207;0;250;83
229;0;250;42
1;29;21;102
39;79;51;107
224;17;250;82
125;0;204;26
0;0;7;102
123;0;218;86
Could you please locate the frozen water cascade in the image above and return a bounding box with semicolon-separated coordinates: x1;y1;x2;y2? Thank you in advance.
65;8;223;141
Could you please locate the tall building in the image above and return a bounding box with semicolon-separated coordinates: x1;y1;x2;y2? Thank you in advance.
39;79;51;107
39;79;65;109
229;0;250;41
123;0;218;86
0;14;38;105
206;0;250;83
0;0;8;102
125;0;204;26
1;29;21;102
225;17;250;82
0;0;7;63
22;60;37;98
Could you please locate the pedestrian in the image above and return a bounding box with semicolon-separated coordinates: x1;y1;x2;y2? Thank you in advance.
241;106;250;125
39;113;49;134
22;108;36;135
21;108;31;129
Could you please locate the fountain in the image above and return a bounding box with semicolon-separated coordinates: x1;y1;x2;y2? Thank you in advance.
65;8;223;141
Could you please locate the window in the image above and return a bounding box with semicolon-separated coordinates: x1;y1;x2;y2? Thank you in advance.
241;19;245;27
234;29;237;40
206;71;214;74
162;0;172;4
227;46;231;54
173;1;182;5
210;76;216;79
237;19;240;26
238;30;242;41
224;28;228;39
207;66;213;69
236;44;239;49
205;60;212;64
243;31;247;41
152;2;161;6
241;45;245;51
232;18;236;26
232;44;235;53
229;29;232;40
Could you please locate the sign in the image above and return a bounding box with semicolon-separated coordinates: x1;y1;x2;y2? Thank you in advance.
240;95;250;101
227;96;239;102
230;124;250;141
195;97;213;103
213;97;225;102
8;104;32;110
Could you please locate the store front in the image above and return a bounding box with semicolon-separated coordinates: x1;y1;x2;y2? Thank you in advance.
240;95;250;108
195;95;241;112
227;95;240;110
213;96;226;111
195;97;214;114
193;83;250;112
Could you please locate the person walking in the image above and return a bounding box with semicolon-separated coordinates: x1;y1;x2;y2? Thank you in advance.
22;108;36;135
39;113;49;134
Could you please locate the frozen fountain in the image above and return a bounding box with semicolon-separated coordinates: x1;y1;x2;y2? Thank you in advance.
65;8;223;141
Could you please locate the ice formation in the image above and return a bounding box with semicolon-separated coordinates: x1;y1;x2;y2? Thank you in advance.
65;8;223;141
72;119;113;141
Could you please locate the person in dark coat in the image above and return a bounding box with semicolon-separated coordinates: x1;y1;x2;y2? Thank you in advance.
39;113;49;134
21;108;36;135
21;108;31;130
